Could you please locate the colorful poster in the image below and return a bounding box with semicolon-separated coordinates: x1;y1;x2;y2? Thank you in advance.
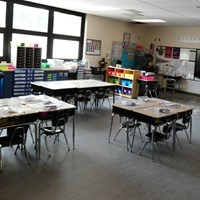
173;47;180;59
86;39;101;56
165;46;173;58
149;43;155;55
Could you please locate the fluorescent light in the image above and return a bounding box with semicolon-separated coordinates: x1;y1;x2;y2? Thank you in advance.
87;6;119;11
132;19;166;23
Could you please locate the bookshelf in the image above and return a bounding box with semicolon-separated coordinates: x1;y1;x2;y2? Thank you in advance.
106;66;140;98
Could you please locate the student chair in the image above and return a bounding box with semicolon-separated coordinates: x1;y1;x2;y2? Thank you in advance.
145;83;159;98
0;125;30;172
76;89;93;111
175;111;192;148
93;88;111;109
139;122;173;161
165;78;176;93
113;118;143;151
39;112;70;157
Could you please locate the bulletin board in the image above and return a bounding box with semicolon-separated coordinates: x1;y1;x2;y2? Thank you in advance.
111;41;136;68
86;39;101;56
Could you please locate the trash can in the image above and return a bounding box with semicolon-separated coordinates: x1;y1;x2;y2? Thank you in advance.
0;72;4;98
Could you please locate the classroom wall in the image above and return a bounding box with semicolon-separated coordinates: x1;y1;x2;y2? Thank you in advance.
84;15;200;94
84;14;148;66
143;26;200;49
143;27;200;94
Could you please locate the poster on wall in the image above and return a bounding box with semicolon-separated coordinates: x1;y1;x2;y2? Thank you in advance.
86;39;101;56
123;33;131;43
111;41;123;63
173;47;180;59
111;41;136;68
165;46;173;58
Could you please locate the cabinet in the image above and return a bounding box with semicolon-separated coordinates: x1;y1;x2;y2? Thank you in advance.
13;68;44;97
12;45;42;68
106;66;141;98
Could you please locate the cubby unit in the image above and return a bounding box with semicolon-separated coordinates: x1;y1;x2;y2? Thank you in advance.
106;66;141;98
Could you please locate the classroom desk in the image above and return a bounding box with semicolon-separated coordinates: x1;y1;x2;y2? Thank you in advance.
108;98;193;161
31;79;116;103
137;79;158;96
0;98;39;157
162;74;182;90
0;95;76;159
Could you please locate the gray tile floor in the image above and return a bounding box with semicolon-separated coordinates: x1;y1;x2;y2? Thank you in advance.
1;90;200;200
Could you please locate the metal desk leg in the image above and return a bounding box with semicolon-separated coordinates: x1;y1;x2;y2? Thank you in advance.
38;122;42;159
189;116;192;143
126;122;129;151
113;89;115;104
108;113;115;143
72;116;75;149
33;123;38;160
151;128;155;162
172;122;176;152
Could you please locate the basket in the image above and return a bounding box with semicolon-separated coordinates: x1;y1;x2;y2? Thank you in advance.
140;75;154;80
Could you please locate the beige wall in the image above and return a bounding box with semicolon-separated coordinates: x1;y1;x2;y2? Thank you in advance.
84;15;200;66
84;14;148;66
144;26;200;49
84;16;200;94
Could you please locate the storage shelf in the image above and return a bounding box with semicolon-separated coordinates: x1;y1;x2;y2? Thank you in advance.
106;66;140;98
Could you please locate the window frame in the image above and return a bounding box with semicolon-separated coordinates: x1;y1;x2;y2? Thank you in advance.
0;0;85;62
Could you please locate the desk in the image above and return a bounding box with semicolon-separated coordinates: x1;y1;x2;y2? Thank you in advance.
108;98;193;161
137;79;158;97
0;98;39;157
162;74;182;91
31;79;116;103
0;95;76;159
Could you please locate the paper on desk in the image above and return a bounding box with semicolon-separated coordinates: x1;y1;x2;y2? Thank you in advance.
4;106;24;113
122;99;140;106
18;94;45;103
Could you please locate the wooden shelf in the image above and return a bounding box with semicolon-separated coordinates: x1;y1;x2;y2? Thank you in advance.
106;66;141;98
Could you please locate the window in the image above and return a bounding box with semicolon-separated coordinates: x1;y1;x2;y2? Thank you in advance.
0;1;6;28
0;1;85;62
0;34;3;56
53;12;82;37
13;4;48;32
53;39;79;59
12;34;47;59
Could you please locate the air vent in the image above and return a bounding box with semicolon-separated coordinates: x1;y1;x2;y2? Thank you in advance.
128;21;146;25
123;13;144;17
124;9;143;14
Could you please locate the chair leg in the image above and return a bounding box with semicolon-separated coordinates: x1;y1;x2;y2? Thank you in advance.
165;139;172;156
139;141;150;155
0;147;2;172
176;134;182;149
29;126;35;143
113;125;124;140
154;142;161;162
184;130;190;143
130;126;137;152
44;136;51;157
23;145;30;165
137;126;144;143
14;144;20;154
63;132;70;151
15;144;30;165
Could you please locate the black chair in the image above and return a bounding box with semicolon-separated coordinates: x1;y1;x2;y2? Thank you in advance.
113;118;143;151
76;89;93;111
93;88;111;109
139;122;173;161
0;125;30;172
39;112;70;157
145;83;159;98
175;111;192;148
164;78;176;93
